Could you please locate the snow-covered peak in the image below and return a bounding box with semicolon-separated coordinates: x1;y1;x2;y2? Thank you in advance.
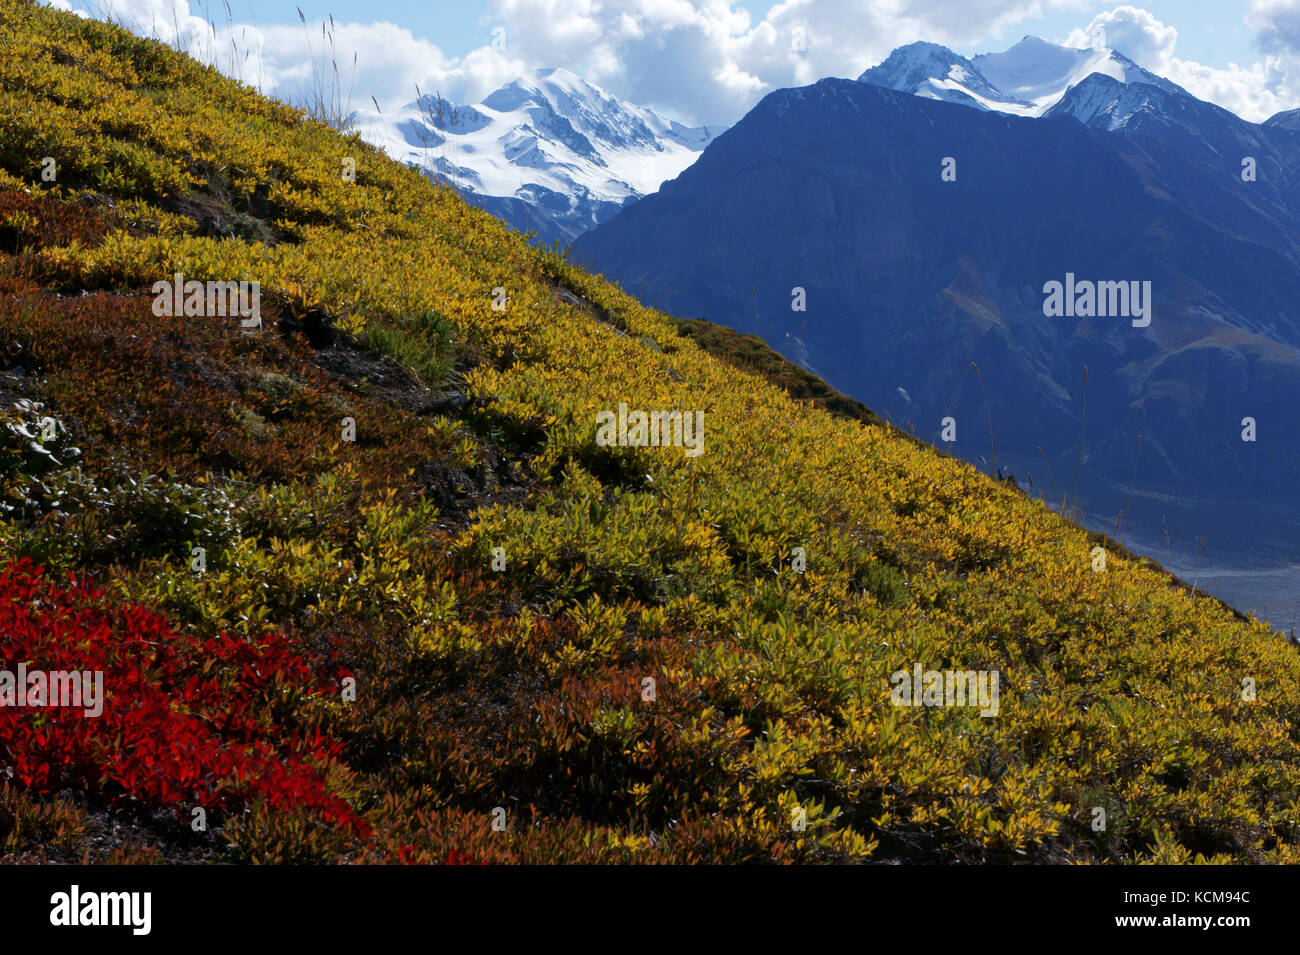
488;68;715;155
858;41;1033;113
973;36;1184;113
860;35;1189;118
346;69;717;243
1043;72;1177;130
535;66;586;91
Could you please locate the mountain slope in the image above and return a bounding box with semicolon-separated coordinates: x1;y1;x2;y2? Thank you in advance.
572;79;1300;512
1045;72;1300;264
1265;107;1300;130
350;68;715;246
2;0;1299;865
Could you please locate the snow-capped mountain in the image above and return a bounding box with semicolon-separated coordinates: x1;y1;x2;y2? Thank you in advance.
349;68;716;246
859;36;1187;118
1042;71;1186;129
857;41;1034;113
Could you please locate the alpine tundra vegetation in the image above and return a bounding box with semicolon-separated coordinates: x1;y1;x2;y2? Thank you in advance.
0;0;1298;864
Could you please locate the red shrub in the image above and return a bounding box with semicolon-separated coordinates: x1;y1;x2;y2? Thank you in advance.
445;848;486;865
0;559;366;834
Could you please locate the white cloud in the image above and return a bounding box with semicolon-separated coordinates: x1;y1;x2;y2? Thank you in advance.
1060;4;1300;122
477;0;1115;124
42;0;521;115
1249;0;1300;54
46;0;1099;126
1064;5;1176;69
38;0;1300;125
1164;58;1295;121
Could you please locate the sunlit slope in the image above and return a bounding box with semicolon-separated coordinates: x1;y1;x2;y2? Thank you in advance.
0;0;1297;863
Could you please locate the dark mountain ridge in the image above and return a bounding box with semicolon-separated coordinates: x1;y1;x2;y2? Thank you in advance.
573;78;1300;514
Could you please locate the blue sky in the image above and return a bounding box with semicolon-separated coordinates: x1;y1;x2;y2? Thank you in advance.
55;1;1300;125
257;0;1259;68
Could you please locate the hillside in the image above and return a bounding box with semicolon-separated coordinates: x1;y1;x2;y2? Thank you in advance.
1;0;1299;864
571;78;1300;524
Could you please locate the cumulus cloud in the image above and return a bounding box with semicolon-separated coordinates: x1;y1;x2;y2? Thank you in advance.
43;0;1099;126
1064;5;1176;70
37;0;1300;125
41;0;522;115
485;0;1102;124
1061;4;1300;122
1249;0;1300;54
